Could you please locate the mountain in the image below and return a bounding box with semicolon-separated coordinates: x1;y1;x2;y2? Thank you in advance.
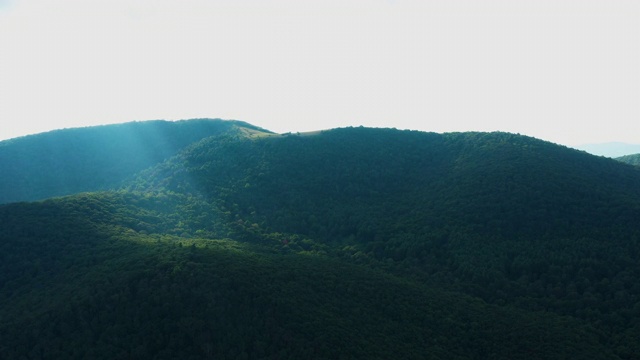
2;121;640;359
574;142;640;158
0;119;271;204
617;153;640;166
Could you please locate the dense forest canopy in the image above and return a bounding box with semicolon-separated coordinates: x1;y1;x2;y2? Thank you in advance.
1;119;640;359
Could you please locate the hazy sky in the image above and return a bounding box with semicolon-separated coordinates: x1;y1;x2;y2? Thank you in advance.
1;0;638;146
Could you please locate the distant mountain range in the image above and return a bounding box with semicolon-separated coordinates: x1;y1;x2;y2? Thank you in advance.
1;119;639;359
574;142;640;158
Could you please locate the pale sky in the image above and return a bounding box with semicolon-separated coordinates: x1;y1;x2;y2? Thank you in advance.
1;0;639;146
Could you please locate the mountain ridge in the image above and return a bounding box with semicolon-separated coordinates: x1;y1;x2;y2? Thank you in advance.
617;153;640;166
0;119;271;204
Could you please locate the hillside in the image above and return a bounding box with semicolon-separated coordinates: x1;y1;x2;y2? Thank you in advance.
130;127;640;356
133;128;640;257
0;193;618;359
2;122;640;358
0;119;271;204
617;153;640;166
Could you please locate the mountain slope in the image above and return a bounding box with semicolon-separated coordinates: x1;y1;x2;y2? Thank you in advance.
0;193;618;359
134;128;640;243
0;119;271;204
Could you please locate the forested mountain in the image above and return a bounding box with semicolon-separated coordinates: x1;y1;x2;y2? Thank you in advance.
617;153;640;166
2;121;640;359
0;119;270;204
